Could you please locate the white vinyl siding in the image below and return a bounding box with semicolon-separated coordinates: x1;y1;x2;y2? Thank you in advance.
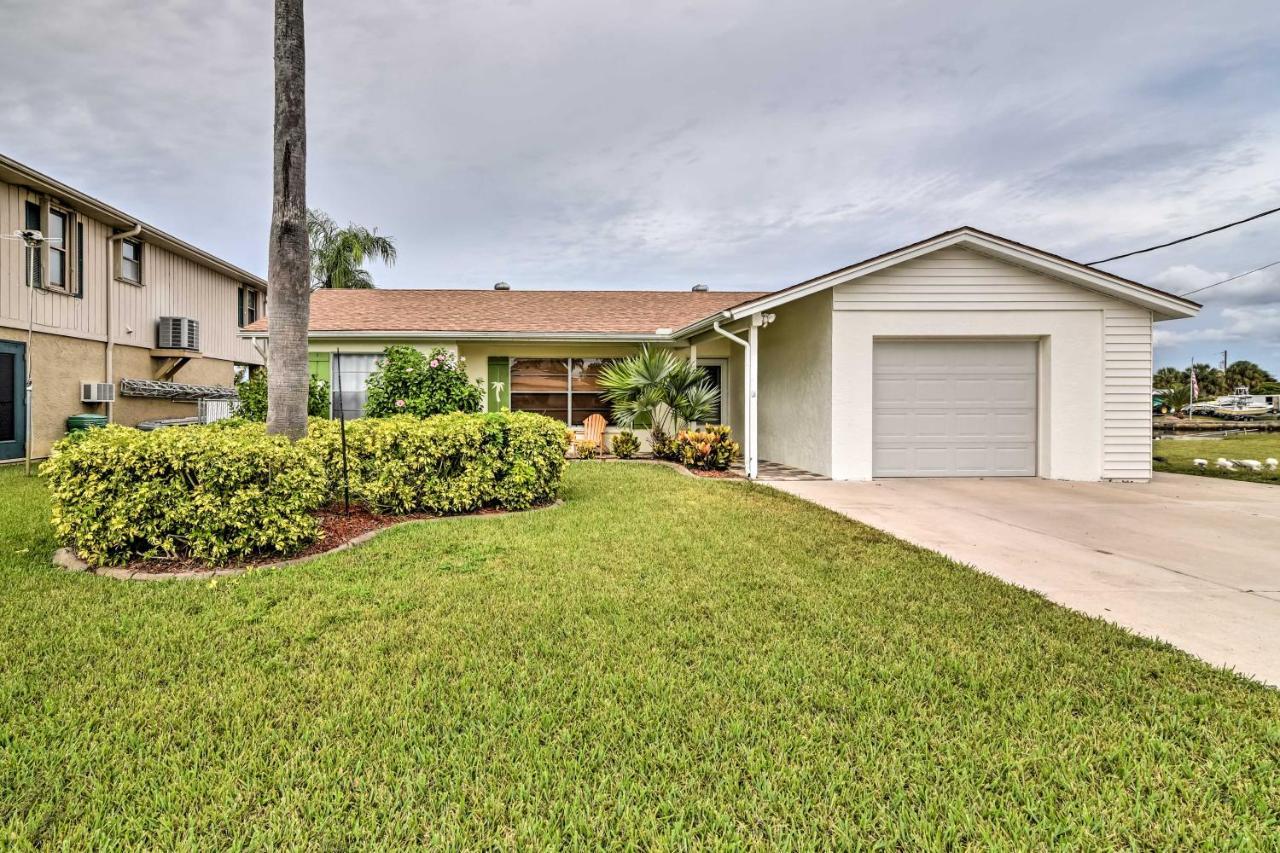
835;247;1153;480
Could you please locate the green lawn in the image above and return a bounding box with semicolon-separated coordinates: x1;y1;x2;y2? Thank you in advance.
1154;433;1280;484
1;463;1278;848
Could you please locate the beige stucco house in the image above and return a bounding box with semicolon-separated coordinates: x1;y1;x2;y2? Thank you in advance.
243;227;1199;481
1;154;266;460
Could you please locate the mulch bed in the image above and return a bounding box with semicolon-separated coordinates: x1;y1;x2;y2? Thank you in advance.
124;503;506;575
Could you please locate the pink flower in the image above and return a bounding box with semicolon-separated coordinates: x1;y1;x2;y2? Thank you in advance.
395;399;406;408
430;359;439;368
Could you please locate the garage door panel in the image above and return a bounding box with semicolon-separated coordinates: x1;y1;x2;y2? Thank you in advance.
873;341;1036;477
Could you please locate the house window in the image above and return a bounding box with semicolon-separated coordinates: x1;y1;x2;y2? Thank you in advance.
119;238;142;284
510;359;570;421
331;353;380;418
507;357;618;426
238;285;259;327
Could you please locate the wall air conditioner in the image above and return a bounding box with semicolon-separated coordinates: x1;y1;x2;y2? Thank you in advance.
157;316;200;352
80;382;116;403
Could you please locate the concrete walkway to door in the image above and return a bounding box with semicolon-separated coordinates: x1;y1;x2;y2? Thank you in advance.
766;474;1280;687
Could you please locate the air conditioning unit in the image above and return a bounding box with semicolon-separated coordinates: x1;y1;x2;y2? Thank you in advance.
157;316;200;351
81;382;116;403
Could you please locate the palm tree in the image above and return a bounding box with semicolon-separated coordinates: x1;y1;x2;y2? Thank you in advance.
266;0;310;439
308;209;397;289
1225;360;1275;392
598;346;719;437
1152;367;1184;390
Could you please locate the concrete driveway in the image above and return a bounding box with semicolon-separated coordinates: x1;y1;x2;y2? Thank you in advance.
767;474;1280;687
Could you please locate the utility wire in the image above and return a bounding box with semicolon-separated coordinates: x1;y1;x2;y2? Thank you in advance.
1087;204;1280;265
1175;258;1280;299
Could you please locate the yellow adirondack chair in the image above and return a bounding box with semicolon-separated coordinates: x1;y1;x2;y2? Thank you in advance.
581;413;607;452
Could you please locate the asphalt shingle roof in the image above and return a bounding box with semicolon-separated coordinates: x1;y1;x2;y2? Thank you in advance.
241;289;769;335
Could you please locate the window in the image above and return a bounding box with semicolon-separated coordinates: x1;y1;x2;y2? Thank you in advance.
238;285;259;327
119;238;142;284
510;358;570;421
47;210;68;289
331;353;380;418
507;357;620;426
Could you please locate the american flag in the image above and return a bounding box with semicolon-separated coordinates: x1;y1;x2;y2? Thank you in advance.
1189;367;1199;402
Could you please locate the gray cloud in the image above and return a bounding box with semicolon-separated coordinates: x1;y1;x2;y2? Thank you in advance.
2;0;1280;365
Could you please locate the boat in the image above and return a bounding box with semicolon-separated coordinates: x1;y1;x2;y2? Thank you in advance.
1210;386;1278;419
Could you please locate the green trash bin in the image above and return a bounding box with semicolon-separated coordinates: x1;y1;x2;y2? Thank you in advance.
66;413;109;434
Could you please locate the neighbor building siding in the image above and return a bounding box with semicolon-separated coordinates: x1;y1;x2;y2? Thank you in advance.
832;246;1151;480
1;177;264;365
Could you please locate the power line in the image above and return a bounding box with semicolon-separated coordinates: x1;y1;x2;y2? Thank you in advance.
1177;258;1280;298
1087;204;1280;265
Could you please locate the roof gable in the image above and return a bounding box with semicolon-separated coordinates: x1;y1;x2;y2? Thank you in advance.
680;227;1200;333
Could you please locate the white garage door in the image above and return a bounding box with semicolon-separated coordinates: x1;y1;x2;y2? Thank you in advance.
873;340;1037;477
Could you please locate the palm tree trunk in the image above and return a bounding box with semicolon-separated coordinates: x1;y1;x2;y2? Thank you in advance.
266;0;310;439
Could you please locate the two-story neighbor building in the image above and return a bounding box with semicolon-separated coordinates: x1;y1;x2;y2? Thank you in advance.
0;154;267;461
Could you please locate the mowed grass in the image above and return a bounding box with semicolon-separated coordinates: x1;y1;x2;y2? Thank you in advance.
1154;433;1280;484
1;463;1278;848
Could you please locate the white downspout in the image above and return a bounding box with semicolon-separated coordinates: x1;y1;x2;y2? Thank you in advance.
711;319;756;479
105;223;141;423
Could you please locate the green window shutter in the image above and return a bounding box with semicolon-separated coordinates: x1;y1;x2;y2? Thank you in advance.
487;357;509;412
75;222;84;297
308;352;331;386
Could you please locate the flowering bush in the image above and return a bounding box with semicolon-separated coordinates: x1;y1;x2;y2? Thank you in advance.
610;430;641;459
575;439;599;459
363;345;482;418
672;425;739;470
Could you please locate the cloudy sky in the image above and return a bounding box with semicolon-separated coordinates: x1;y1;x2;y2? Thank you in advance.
2;0;1278;369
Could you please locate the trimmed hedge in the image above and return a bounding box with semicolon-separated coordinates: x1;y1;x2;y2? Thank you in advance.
42;423;327;567
307;411;568;514
42;411;568;567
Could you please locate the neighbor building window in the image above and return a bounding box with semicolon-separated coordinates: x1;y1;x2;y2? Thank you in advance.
119;238;142;284
238;285;259;327
46;209;68;289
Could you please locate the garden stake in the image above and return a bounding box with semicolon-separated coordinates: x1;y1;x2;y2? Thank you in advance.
335;349;352;515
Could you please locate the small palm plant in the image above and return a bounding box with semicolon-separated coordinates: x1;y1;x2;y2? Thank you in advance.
598;347;720;454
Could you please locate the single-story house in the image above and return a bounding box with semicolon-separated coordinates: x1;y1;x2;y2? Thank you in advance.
242;227;1200;481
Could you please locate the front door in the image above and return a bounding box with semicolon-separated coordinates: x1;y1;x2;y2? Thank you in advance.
0;341;26;461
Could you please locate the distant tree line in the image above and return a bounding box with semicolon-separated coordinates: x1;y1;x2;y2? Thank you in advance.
1154;361;1279;400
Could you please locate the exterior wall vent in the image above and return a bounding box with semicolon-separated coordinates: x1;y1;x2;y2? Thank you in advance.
80;382;116;403
157;317;200;351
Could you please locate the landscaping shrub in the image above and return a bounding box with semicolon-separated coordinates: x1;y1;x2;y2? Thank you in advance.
649;426;679;461
234;369;330;421
672;425;740;470
42;423;327;567
610;430;641;459
575;439;599;459
307;411;568;514
363;346;482;418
